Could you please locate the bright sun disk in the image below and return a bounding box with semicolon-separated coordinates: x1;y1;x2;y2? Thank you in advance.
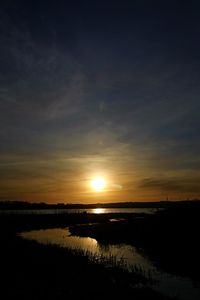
91;177;106;192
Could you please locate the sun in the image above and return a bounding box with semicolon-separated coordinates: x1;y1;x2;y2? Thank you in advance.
91;177;106;192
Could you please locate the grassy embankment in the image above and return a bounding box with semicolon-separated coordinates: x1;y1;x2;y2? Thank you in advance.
0;212;172;300
70;201;200;281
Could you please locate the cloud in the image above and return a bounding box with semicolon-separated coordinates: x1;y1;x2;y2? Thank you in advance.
0;3;200;202
139;177;200;194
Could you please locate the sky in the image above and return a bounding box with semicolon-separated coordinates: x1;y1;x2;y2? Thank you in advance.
0;0;200;203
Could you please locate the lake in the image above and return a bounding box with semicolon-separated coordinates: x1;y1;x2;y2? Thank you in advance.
0;207;160;215
19;227;200;300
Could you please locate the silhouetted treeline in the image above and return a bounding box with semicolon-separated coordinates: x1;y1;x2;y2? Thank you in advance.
0;199;199;210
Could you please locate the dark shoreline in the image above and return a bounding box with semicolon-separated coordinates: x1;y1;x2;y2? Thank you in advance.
0;199;199;210
1;201;200;299
0;212;172;300
70;204;200;281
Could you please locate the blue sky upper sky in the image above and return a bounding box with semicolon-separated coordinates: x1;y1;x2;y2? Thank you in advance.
0;0;200;203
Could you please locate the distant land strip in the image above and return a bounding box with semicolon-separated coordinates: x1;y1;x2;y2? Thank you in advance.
0;199;199;210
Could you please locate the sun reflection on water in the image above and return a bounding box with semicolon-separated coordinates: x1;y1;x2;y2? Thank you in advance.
92;208;105;214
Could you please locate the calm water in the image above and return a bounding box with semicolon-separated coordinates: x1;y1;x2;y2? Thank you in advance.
0;207;159;215
19;228;152;271
20;227;200;300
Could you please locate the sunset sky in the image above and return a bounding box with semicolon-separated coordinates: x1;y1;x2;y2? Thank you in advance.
0;1;200;203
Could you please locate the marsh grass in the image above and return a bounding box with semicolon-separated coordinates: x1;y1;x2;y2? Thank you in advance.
19;234;155;287
0;212;176;299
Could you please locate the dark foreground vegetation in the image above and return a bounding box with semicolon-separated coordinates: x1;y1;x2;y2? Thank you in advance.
1;200;199;299
0;212;172;300
70;201;200;281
